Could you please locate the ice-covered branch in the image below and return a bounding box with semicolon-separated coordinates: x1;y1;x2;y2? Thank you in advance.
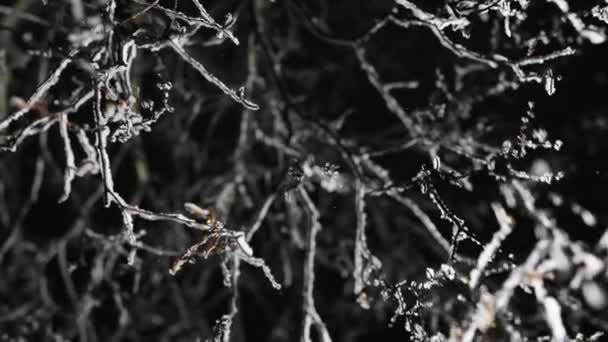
469;203;514;289
169;39;259;110
58;114;76;203
299;186;332;342
0;56;72;132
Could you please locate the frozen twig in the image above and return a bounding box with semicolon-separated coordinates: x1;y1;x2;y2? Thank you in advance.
132;0;239;45
547;0;607;44
219;255;241;342
240;253;282;290
58;114;76;203
123;203;210;231
299;186;332;342
495;239;550;310
169;39;259;110
385;16;497;68
389;191;452;255
75;130;100;176
469;203;513;289
191;0;239;45
460;239;550;342
423;174;479;261
354;46;416;133
532;279;568;342
353;181;383;308
395;0;470;30
0;56;72;131
92;81;115;207
0;116;54;152
246;193;277;242
516;47;576;66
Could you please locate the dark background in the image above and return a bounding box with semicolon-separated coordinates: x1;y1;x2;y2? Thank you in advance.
1;0;608;341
